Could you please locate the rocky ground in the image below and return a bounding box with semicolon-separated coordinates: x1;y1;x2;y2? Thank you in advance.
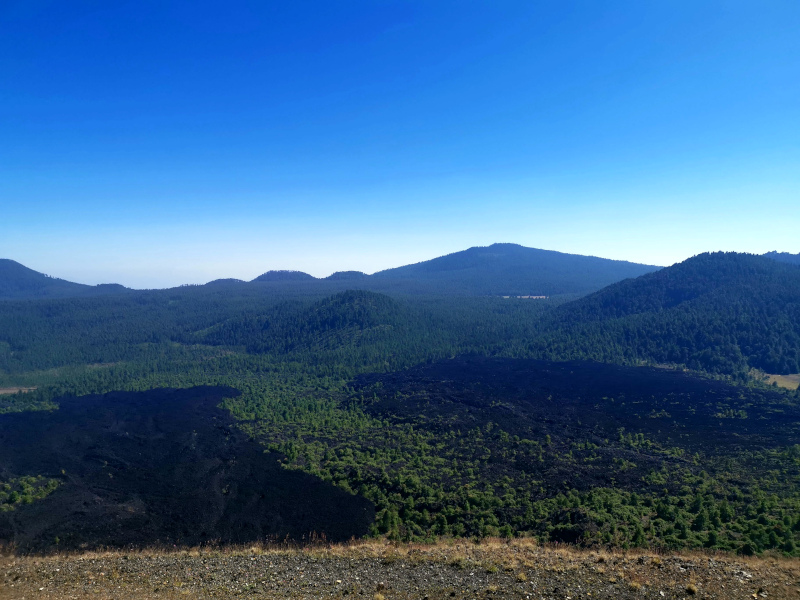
2;540;799;600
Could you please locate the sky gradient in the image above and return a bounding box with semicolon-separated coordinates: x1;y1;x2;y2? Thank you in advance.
2;1;799;288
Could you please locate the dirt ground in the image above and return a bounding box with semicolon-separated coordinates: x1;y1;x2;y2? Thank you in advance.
2;539;799;600
766;374;800;391
0;388;36;395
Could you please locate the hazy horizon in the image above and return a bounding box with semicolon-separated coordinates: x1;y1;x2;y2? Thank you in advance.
6;241;671;289
3;2;798;288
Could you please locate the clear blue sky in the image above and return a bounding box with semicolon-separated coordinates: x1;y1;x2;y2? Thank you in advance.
2;1;798;288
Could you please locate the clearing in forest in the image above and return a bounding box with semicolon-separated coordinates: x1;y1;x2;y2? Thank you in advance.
0;387;36;395
766;373;800;390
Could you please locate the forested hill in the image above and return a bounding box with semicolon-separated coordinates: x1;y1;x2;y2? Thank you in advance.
253;270;317;282
198;290;413;355
368;243;659;296
765;251;800;265
533;252;800;375
0;259;130;300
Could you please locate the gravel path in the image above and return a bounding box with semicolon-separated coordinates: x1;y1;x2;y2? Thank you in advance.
2;540;799;599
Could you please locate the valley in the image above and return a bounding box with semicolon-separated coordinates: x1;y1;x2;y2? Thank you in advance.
0;247;798;564
6;3;799;595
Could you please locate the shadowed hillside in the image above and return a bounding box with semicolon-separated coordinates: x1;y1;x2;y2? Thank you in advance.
0;260;129;301
765;251;800;265
369;243;659;296
244;244;660;296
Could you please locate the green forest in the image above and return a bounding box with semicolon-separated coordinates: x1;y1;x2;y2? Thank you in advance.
1;252;799;554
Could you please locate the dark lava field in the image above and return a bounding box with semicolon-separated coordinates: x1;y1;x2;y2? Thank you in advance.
355;358;800;454
0;387;373;552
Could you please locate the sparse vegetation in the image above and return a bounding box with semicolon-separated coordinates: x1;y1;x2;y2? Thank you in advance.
0;476;59;511
2;540;799;599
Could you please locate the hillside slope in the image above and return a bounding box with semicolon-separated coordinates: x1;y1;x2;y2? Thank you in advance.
199;290;410;355
0;259;129;300
534;252;800;374
765;251;800;265
370;243;660;295
244;243;661;296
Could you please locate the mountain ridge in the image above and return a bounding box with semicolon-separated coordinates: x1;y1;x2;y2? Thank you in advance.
2;244;662;300
6;246;797;301
363;243;659;295
0;259;131;301
765;251;800;265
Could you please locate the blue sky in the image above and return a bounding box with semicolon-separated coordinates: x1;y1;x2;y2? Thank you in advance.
1;1;798;288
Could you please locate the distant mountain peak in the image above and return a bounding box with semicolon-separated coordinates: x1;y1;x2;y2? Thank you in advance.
252;270;316;283
325;271;367;281
371;244;659;295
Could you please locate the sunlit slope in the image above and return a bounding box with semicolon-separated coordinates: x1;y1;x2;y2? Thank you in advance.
533;252;800;374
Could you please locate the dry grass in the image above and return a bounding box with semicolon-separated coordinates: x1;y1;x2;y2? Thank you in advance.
0;387;36;395
766;373;800;390
6;536;796;567
2;539;800;599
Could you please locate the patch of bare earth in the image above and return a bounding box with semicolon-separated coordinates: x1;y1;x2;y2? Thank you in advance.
0;388;36;396
2;540;799;599
766;374;800;390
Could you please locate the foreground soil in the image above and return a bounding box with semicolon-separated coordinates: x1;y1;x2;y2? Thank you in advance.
2;540;799;599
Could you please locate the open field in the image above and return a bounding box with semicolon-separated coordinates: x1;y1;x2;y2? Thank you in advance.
0;388;36;396
2;540;799;600
767;374;800;390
